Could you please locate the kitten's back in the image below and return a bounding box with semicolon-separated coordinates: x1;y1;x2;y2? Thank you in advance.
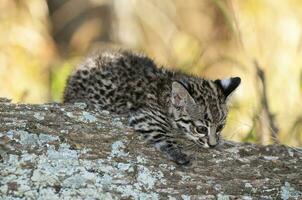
63;50;170;113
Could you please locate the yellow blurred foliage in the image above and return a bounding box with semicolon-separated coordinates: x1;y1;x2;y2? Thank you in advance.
0;0;56;103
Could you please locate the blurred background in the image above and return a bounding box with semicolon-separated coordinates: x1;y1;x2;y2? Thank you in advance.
0;0;301;147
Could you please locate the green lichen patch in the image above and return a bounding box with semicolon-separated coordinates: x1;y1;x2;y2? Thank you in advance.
281;182;301;200
80;111;97;123
33;113;45;120
217;194;230;200
137;165;165;189
109;140;129;158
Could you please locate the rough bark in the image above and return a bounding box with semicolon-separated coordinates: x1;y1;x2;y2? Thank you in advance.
0;98;301;200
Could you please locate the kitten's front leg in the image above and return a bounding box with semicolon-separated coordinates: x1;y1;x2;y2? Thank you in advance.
129;109;190;165
154;139;191;165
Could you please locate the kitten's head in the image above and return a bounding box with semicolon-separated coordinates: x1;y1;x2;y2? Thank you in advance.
171;77;241;148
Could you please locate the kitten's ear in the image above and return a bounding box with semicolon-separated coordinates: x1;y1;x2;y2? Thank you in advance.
215;77;241;98
171;81;195;107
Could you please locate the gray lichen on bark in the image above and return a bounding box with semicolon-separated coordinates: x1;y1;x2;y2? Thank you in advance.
0;98;301;199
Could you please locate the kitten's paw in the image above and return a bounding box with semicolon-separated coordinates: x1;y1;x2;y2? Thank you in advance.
175;154;191;165
168;150;191;165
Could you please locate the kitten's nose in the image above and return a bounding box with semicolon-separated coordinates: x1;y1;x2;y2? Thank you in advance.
208;143;217;148
208;134;218;148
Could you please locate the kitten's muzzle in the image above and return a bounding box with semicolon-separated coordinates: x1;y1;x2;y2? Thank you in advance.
207;137;219;148
197;136;218;148
208;128;219;148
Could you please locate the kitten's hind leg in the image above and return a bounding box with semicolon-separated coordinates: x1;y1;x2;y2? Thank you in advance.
129;109;190;165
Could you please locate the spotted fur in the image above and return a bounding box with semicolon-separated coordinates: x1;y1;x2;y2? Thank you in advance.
64;50;241;165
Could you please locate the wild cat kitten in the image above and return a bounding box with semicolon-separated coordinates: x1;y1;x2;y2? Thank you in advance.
64;50;241;165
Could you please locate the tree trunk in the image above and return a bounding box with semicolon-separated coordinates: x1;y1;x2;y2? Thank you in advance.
0;98;301;199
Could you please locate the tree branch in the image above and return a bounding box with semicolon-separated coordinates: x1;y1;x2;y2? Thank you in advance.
0;98;301;199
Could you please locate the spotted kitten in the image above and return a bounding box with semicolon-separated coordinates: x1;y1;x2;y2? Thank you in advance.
64;50;241;165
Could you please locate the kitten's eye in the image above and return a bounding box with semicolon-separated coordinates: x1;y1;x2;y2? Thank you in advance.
195;126;208;135
216;125;224;132
204;113;209;120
